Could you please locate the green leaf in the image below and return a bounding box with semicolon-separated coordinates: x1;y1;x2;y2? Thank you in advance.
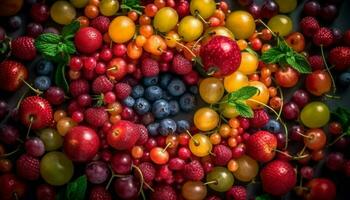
332;107;350;127
255;194;272;200
63;41;76;54
261;47;283;64
228;86;259;101
65;175;87;200
245;47;259;57
61;21;80;38
234;100;254;118
55;64;69;93
292;54;312;73
35;33;61;57
121;0;143;14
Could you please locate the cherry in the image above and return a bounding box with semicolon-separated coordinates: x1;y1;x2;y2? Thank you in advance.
145;138;157;151
0;174;27;200
99;48;113;62
121;107;135;120
69;56;83;71
260;0;279;19
320;4;338;23
290;125;305;142
291;89;310;108
283;102;300;120
36;184;56;200
285;32;305;53
0;125;19;145
300;166;314;180
326;152;344;171
247;3;261;19
305;70;332;96
303;1;321;17
231;146;245;159
77;94;92;107
304;178;336;200
178;147;192;160
44;87;65;105
304;129;326;151
150;147;169;164
114;176;140;200
26;22;43;38
0;100;9;120
113;44;127;57
328;122;342;135
30;3;50;23
111;152;132;174
274;67;299;88
176;0;190;17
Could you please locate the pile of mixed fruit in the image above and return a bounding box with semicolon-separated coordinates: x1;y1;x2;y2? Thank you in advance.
1;0;350;199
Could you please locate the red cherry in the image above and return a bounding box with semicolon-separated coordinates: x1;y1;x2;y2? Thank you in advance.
274;67;300;88
305;70;331;96
150;147;169;165
285;32;305;52
0;174;27;200
303;178;336;200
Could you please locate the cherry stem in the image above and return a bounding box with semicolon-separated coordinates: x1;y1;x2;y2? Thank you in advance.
132;164;144;195
13;192;19;200
175;42;197;58
328;132;346;147
203;180;218;185
162;142;172;153
0;146;20;158
255;19;277;37
20;78;43;95
324;94;341;99
26;116;34;139
186;130;199;146
276;85;284;121
195;10;210;25
192;34;206;50
298;145;307;156
107;67;117;71
274;149;310;160
320;45;337;94
297;132;313;139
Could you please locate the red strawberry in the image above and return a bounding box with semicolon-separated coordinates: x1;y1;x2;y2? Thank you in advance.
307;55;325;71
249;109;269;128
69;79;90;97
183;160;204;181
226;186;247;200
172;54;192;75
136;124;148;145
74;27;103;54
92;75;113;94
212;144;232;166
313;27;334;47
84;107;108;127
0;60;28;92
137;162;156;184
11;36;36;60
16;154;40;180
0;174;27;200
299;17;320;37
90;16;110;33
246;130;277;162
328;46;350;70
151;185;177;200
89;186;112;200
19;96;53;130
114;82;131;100
200;36;241;77
260;160;296;196
141;57;160;77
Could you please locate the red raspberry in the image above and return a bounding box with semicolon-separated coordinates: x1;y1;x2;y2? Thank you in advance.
329;46;350;70
212;144;232;166
313;27;334;47
168;158;186;171
16;154;40;180
92;75;114;94
308;55;325;71
171;54;192;75
89;186;112;200
84;107;109;127
249;109;270;128
114;83;132;100
11;36;37;61
141;58;160;77
182;160;204;181
299;16;320;37
90;16;110;33
69;79;90;97
136;125;148;145
151;185;177;200
226;186;247;200
137;162;156;184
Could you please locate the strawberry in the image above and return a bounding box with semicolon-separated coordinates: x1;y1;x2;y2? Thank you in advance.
328;46;350;70
212;144;232;166
172;54;192;75
249;109;269;128
84;107;108;127
137;162;156;184
246;131;277;163
69;79;90;97
16;154;40;180
141;57;160;77
19;96;53;130
11;36;36;61
299;16;320;37
151;185;177;200
89;186;112;200
307;55;325;71
200;36;241;77
260;160;297;196
226;186;247;200
90;16;110;33
183;160;204;181
114;82;132;100
313;27;334;47
136;124;148;145
0;60;28;92
92;75;113;94
74;27;103;54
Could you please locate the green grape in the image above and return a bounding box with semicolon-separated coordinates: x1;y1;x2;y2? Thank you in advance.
199;77;225;104
153;7;179;33
190;0;216;19
69;0;88;8
99;0;119;16
275;0;297;13
267;15;293;37
178;16;203;42
189;134;212;157
50;1;76;25
40;151;74;186
300;102;330;128
38;128;63;151
181;181;207;200
194;107;219;131
206;167;234;192
232;155;259;182
219;95;239;119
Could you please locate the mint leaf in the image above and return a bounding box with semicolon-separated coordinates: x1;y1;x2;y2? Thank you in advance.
121;0;143;14
228;86;259;101
62;21;80;38
292;54;312;73
62;41;76;54
55;64;69;93
234;100;254;118
66;175;87;200
35;33;61;57
256;194;272;200
261;47;283;63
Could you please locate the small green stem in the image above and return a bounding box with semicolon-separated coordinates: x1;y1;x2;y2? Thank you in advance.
320;45;337;94
328;132;346;147
255;19;277;37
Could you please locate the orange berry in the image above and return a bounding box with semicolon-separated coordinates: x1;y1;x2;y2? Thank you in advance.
230;128;239;138
213;9;225;22
237;39;248;50
144;4;158;17
209;133;221;145
229;118;240;129
54;110;67;122
165;31;180;48
261;76;272;87
139;15;151;25
219;124;231;138
77;16;89;27
228;137;237;148
154;0;166;8
143;35;167;56
209;17;221;27
68;70;81;80
268;87;277;97
89;0;100;6
267;63;278;72
261;43;272;53
135;35;147;47
110;114;121;124
128;11;138;21
183;42;200;60
140;25;154;38
131;146;144;159
84;5;99;19
248;73;259;81
127;41;143;59
269;96;282;110
227;159;238;172
261;67;271;78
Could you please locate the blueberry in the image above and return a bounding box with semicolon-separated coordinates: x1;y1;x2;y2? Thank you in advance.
264;119;281;133
131;85;144;98
167;79;186;96
179;93;196;112
143;76;159;86
134;98;151;115
36;60;54;75
162;91;173;101
177;120;190;133
34;76;51;91
169;100;180;116
159;73;173;89
122;96;135;107
338;72;350;87
145;86;163;101
158;118;177;135
8;16;22;30
189;85;199;94
152;99;170;119
147;123;160;136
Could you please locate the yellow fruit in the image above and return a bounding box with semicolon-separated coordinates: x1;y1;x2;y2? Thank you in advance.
226;11;255;39
108;16;136;43
238;52;259;75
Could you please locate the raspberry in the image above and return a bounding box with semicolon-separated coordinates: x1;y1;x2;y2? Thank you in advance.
69;79;90;97
183;160;204;181
151;185;177;200
157;165;173;181
84;107;108;127
168;158;186;171
313;27;334;47
114;83;132;100
212;144;232;166
137;162;156;184
249;109;270;128
329;46;350;70
141;58;160;77
16;154;40;180
92;75;114;94
11;36;37;61
171;54;192;75
299;17;320;37
308;55;325;71
90;16;110;33
226;186;247;200
136;125;149;145
89;186;112;200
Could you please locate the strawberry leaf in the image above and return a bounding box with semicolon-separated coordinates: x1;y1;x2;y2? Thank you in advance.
65;175;87;200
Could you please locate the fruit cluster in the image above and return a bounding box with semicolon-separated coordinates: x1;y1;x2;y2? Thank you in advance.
0;0;350;200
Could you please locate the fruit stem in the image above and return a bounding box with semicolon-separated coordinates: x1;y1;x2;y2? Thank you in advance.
13;192;19;200
194;10;210;25
297;132;313;140
176;41;197;58
26;116;34;139
186;130;200;146
276;85;284;121
203;180;218;185
255;19;277;37
274;149;310;160
0;146;20;158
162;142;172;152
328;132;346;147
132;164;144;195
320;45;337;94
20;78;43;95
298;145;307;156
